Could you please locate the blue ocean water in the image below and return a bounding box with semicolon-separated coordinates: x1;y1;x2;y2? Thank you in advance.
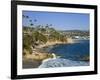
45;40;90;61
39;40;90;68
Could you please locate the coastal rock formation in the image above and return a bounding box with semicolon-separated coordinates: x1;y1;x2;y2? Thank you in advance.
24;52;53;61
24;53;47;61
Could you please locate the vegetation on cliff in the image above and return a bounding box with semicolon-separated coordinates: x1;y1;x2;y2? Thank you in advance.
23;15;68;55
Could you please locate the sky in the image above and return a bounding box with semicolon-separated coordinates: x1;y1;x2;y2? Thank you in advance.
22;11;90;31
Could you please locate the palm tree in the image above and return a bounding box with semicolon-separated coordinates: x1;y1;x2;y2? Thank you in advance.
22;15;25;18
22;15;29;19
34;19;37;22
29;20;32;22
49;24;52;26
29;19;34;27
30;23;34;26
26;15;29;19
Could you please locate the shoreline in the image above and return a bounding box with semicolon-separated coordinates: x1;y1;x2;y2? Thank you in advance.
36;41;67;49
36;38;74;49
23;39;89;68
36;38;89;49
24;38;89;60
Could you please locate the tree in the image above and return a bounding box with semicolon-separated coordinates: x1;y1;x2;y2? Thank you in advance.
59;35;67;42
30;23;34;26
34;19;37;22
29;20;32;22
23;34;33;55
32;31;47;44
26;15;29;19
22;15;25;18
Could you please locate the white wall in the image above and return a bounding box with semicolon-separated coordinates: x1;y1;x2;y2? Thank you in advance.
0;0;99;80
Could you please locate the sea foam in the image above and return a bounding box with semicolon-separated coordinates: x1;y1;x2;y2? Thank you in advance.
39;58;89;68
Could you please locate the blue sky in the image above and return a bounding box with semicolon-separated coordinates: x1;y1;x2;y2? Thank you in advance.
22;11;90;31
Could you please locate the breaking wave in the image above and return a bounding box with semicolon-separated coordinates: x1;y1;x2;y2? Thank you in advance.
39;58;89;68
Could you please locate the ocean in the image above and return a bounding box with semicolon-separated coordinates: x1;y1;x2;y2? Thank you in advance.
39;40;90;68
48;40;90;61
